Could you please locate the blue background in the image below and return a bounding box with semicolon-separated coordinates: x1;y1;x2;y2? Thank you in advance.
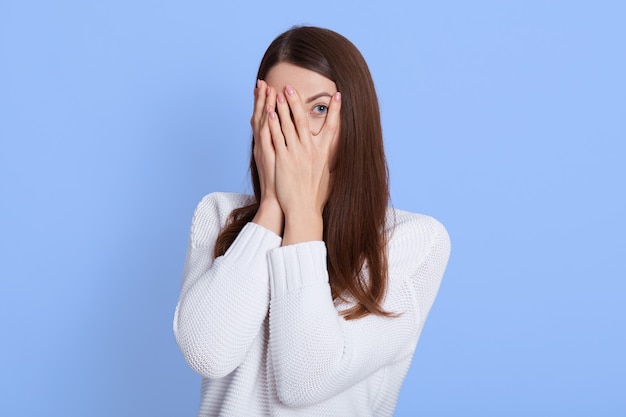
1;1;624;415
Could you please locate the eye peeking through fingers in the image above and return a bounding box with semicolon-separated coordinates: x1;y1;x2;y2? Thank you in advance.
311;104;329;117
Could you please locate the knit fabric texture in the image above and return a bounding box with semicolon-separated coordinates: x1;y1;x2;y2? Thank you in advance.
173;192;450;416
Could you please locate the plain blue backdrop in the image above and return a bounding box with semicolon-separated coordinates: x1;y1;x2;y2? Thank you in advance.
1;1;624;416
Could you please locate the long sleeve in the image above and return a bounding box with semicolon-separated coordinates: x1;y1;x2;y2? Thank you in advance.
173;193;281;378
266;213;450;407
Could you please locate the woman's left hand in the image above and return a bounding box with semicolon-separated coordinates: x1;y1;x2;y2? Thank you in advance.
267;85;341;245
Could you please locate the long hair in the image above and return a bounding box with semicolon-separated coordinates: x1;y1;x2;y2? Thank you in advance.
214;26;392;320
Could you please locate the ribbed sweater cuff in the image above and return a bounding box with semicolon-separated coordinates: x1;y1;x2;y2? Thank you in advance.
222;222;282;269
268;241;329;299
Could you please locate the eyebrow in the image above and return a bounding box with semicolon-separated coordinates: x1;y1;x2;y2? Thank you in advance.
306;92;333;103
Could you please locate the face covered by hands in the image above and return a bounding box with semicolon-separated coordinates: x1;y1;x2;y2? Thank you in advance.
251;62;341;244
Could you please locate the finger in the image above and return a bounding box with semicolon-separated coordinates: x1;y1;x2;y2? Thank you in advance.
265;86;277;125
259;86;277;136
251;79;267;128
320;91;342;144
267;108;286;152
283;85;311;144
253;83;278;165
258;84;278;136
276;92;296;145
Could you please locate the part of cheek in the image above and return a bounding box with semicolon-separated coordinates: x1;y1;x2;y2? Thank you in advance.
309;118;325;136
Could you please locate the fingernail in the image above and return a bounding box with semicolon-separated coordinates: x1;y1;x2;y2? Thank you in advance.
285;85;295;96
266;86;271;96
335;92;341;102
277;93;286;103
256;79;260;88
269;111;277;120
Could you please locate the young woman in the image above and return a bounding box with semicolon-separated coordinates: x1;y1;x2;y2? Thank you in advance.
174;26;450;416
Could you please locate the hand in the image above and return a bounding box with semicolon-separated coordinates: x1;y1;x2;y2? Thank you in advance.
250;80;284;235
267;85;341;244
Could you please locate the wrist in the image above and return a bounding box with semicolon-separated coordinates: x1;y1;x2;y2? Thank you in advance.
282;212;323;246
252;199;284;236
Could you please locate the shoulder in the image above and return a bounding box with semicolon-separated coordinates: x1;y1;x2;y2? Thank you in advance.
387;207;450;247
190;192;254;247
386;207;451;273
193;192;254;221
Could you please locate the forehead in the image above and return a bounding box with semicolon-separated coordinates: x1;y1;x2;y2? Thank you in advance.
265;62;337;96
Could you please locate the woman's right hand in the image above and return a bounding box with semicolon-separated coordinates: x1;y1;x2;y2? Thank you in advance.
251;80;284;236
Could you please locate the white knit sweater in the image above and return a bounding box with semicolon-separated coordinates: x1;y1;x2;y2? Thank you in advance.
174;192;450;416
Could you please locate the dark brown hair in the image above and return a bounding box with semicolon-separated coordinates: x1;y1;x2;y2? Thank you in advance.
214;26;392;320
